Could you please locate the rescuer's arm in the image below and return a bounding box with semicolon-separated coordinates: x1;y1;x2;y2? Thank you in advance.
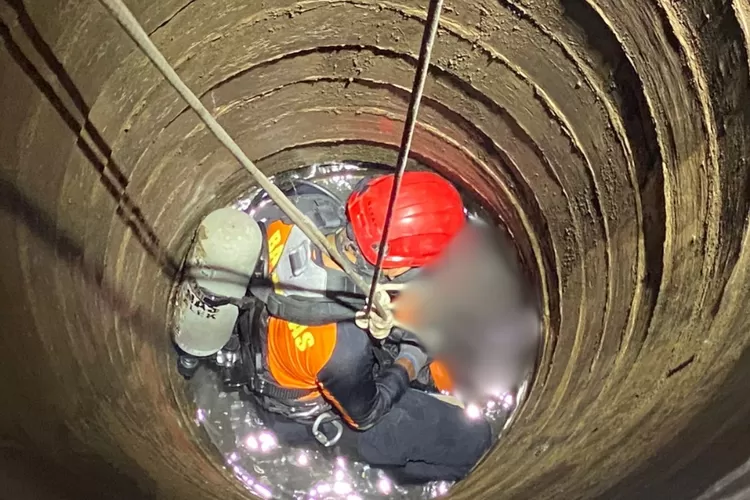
316;321;422;430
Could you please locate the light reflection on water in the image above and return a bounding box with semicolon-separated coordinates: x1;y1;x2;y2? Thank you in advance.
191;368;515;500
186;162;537;499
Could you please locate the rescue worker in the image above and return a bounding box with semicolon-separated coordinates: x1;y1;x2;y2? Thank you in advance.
174;170;492;484
254;171;467;388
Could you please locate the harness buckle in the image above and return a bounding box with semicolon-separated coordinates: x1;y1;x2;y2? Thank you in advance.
311;411;343;448
293;401;330;420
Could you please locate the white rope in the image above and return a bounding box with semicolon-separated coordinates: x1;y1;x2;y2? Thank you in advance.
97;0;389;320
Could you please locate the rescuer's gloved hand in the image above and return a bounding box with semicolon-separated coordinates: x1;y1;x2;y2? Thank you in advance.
414;364;434;388
355;307;394;340
355;288;394;340
395;342;429;381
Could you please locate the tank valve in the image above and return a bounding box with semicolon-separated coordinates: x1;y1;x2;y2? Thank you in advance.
177;355;200;379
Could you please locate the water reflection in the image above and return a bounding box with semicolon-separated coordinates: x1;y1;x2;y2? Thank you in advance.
185;162;539;499
191;368;516;499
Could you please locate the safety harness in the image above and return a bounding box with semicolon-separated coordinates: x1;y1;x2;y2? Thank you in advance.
250;222;367;326
218;298;345;445
248;181;418;326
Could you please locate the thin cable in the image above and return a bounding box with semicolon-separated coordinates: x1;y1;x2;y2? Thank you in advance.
97;0;388;319
365;0;444;316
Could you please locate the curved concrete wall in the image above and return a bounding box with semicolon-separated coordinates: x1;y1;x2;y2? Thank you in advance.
0;0;749;499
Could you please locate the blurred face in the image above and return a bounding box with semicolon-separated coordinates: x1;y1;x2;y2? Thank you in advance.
390;223;541;398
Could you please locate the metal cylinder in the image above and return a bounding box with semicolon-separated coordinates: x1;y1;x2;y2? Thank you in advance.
173;207;261;357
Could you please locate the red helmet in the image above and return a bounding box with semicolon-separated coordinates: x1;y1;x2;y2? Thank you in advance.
346;171;466;268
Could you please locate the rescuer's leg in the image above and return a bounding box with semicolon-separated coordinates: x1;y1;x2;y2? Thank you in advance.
252;390;490;484
254;408;315;447
254;404;355;450
355;388;492;483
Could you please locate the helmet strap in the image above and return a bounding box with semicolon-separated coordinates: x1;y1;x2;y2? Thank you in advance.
336;226;377;278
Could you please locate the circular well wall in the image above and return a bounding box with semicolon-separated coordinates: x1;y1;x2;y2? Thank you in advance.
0;1;749;499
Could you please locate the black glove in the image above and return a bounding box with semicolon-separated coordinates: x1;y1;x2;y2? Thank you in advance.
414;364;438;391
390;327;430;382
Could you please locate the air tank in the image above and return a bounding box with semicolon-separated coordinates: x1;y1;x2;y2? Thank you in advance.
173;207;262;357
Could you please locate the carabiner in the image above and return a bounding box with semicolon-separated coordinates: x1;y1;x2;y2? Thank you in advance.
311;412;343;448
